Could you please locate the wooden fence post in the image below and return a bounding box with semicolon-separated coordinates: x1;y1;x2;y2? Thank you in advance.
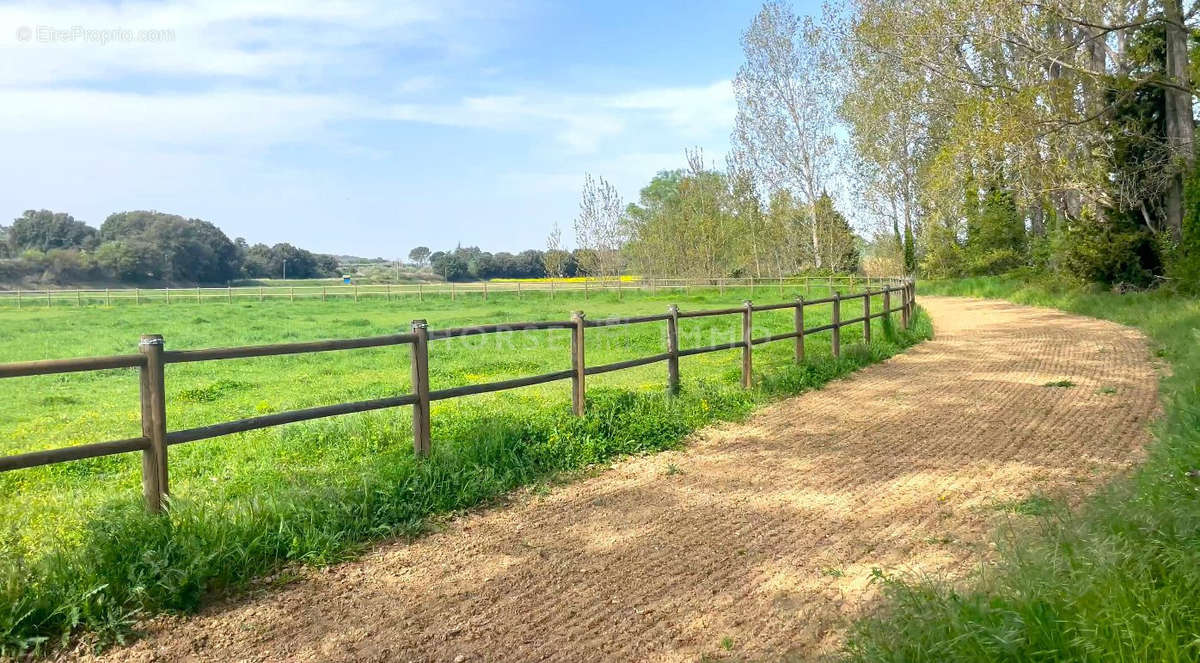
105;288;110;307
832;292;841;359
291;287;296;302
909;278;916;326
258;287;264;302
165;288;170;305
483;281;488;301
136;288;141;305
794;297;805;363
138;334;168;513
741;300;753;388
410;320;431;457
196;286;201;304
901;281;910;329
451;283;456;301
883;288;891;327
227;286;232;303
517;281;522;299
666;304;680;395
570;311;586;415
418;283;423;302
16;289;20;309
863;289;871;344
45;289;51;307
354;285;359;302
321;286;326;302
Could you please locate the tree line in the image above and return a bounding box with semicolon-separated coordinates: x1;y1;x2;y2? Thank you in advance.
563;0;1200;290
838;0;1200;287
0;209;340;285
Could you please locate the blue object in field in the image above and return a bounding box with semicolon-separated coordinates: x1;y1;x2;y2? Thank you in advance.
343;275;351;284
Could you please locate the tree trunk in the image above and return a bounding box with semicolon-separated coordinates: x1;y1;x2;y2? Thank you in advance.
1164;0;1194;240
1029;204;1045;236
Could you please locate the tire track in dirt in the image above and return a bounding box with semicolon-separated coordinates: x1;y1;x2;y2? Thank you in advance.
81;296;1160;663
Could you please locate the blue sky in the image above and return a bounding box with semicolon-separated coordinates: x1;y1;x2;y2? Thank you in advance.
0;1;808;257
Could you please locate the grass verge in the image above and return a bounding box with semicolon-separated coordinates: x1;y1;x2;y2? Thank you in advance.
0;301;930;657
844;276;1200;663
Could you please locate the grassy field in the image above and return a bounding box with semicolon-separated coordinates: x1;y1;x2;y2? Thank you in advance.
0;284;928;656
845;277;1200;663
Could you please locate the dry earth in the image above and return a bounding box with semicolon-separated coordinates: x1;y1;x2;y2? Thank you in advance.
83;296;1160;663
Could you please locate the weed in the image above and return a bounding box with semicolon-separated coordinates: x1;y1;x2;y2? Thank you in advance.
993;494;1056;516
1043;379;1075;388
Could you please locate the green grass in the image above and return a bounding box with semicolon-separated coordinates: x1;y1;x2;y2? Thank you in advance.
1042;379;1076;388
844;276;1200;663
0;284;928;656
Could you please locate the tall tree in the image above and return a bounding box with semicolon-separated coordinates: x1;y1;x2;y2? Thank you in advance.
733;1;843;268
408;246;430;267
572;174;627;279
542;222;569;278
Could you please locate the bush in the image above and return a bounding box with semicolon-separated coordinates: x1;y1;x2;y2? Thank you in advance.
1055;210;1160;287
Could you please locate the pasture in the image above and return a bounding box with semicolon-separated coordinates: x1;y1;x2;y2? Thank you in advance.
0;283;928;654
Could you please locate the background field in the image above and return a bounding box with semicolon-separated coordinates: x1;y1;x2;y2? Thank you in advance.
0;283;926;654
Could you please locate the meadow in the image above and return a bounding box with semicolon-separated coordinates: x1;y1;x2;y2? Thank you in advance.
0;283;929;655
845;277;1200;663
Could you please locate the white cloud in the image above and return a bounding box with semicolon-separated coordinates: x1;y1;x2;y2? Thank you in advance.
606;80;735;136
380;81;732;153
0;88;357;153
0;0;502;85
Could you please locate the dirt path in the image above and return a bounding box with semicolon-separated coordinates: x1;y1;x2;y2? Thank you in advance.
87;297;1160;663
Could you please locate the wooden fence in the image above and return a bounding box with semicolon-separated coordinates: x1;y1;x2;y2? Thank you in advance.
0;278;916;512
0;275;896;308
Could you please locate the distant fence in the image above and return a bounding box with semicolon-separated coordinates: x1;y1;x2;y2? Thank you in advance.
0;275;896;307
0;278;916;512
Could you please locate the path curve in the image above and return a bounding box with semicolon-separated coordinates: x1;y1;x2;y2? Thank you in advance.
84;297;1160;662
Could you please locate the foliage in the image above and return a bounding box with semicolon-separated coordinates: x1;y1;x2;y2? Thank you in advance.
733;2;843;272
623;156;862;278
428;245;561;282
407;246;430;267
0;209;341;286
845;277;1200;662
963;185;1027;275
1055;210;1161;287
573;174;627;278
834;0;1199;286
7;210;97;254
238;240;338;280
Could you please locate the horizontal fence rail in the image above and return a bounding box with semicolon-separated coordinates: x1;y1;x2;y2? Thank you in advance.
0;277;917;512
0;275;904;308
